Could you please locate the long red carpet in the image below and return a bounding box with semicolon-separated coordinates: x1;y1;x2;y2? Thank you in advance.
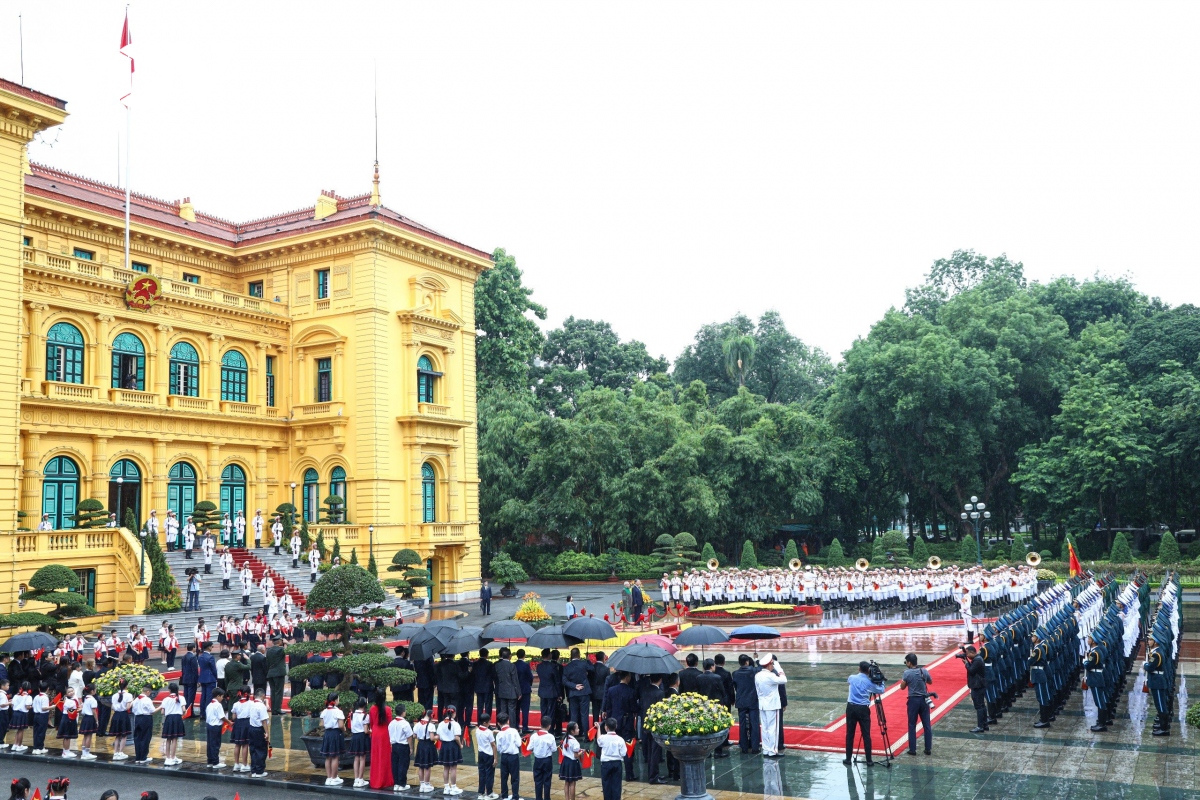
730;648;970;755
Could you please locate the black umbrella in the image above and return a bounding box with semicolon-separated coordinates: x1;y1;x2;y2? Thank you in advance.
728;625;781;640
395;623;425;641
0;631;56;654
483;619;537;640
526;626;584;650
607;643;680;676
562;616;616;642
674;625;730;646
409;623;459;661
442;627;493;655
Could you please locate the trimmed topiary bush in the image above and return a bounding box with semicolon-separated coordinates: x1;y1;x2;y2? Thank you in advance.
1109;532;1133;564
740;540;758;570
1010;534;1027;564
825;538;846;568
19;565;96;632
70;498;109;529
912;535;930;565
1159;531;1181;565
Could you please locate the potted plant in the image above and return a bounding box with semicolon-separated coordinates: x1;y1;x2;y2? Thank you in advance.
490;552;527;598
386;548;430;604
643;692;734;800
93;663;166;705
286;564;414;768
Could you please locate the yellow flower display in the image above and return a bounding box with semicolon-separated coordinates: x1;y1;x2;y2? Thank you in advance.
642;691;734;739
513;591;552;623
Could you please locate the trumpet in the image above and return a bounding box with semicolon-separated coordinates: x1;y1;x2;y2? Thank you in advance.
707;558;720;571
855;558;870;572
928;555;942;570
1026;551;1042;567
789;558;803;571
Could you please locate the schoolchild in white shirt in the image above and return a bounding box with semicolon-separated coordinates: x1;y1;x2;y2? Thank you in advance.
389;704;414;792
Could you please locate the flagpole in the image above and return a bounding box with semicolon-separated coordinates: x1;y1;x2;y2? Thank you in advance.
124;105;131;270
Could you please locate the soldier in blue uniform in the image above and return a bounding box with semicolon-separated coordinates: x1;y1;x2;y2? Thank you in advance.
1145;572;1181;737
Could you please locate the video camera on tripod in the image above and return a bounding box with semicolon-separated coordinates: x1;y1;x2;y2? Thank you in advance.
866;660;887;688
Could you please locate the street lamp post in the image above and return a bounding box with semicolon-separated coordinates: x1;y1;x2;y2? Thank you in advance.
368;525;374;567
960;496;991;567
121;475;147;585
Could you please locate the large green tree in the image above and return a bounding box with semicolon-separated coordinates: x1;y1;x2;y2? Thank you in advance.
475;248;547;395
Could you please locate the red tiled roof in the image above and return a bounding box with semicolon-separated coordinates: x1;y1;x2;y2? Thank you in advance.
0;78;68;111
24;163;491;260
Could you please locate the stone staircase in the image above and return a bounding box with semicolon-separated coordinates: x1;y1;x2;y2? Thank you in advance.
95;546;422;645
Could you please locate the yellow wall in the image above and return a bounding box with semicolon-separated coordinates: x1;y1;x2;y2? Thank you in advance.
0;78;488;620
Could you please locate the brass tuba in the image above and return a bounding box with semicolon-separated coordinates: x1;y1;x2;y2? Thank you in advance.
707;558;720;571
789;558;803;571
855;558;870;572
928;555;942;570
1026;551;1042;567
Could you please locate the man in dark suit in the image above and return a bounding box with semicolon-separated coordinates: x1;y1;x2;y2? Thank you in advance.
536;649;560;734
250;645;268;695
603;672;638;782
265;636;288;714
494;648;520;728
180;644;199;712
732;654;761;753
563;648;592;732
480;580;493;616
197;642;219;712
415;656;435;712
590;653;609;732
640;674;666;784
515;649;534;733
472;648;496;726
456;654;473;724
437;654;459;720
678;653;703;694
697;659;730;756
390;646;414;702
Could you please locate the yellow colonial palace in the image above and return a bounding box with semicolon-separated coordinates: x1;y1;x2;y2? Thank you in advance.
0;78;488;619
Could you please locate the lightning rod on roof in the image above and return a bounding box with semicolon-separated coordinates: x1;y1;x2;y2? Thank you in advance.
371;61;381;207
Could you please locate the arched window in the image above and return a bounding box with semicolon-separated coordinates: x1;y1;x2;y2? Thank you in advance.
220;350;248;402
108;459;141;525
167;462;197;520
169;342;200;397
42;455;80;529
46;322;85;384
303;468;320;523
417;356;441;404
421;462;436;523
329;466;347;523
220;464;246;519
111;332;146;391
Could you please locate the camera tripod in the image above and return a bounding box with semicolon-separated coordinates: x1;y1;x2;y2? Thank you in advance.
850;693;894;769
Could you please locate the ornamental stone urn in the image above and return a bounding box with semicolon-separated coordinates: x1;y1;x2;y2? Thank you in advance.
651;729;729;800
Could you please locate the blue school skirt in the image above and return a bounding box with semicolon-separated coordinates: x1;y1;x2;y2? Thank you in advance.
559;756;582;781
56;715;78;739
348;731;370;756
438;739;462;765
79;713;98;736
9;710;27;730
109;709;131;737
231;717;251;745
414;738;438;768
162;714;185;739
321;727;345;757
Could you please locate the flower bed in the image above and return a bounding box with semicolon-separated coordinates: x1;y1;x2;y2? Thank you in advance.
687;602;803;620
643;692;733;741
94;664;166;698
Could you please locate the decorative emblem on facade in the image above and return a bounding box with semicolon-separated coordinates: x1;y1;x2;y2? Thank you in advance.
125;277;162;312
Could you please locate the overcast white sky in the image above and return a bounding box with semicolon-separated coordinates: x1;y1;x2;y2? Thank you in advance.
4;1;1200;363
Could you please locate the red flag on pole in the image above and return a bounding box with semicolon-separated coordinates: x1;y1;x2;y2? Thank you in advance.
119;9;134;107
1067;541;1081;578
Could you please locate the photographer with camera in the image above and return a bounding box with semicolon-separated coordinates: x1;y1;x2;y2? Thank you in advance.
959;645;988;733
900;653;934;756
843;661;885;766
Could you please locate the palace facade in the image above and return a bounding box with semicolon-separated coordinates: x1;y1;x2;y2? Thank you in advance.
0;78;488;615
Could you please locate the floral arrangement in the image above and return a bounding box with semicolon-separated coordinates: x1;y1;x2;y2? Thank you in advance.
93;663;166;698
514;591;552;623
642;692;734;742
1036;569;1058;581
688;602;801;619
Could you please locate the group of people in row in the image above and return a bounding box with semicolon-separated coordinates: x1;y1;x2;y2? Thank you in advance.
652;564;1041;610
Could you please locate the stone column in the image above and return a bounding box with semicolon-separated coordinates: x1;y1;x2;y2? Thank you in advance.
206;441;221;503
152;439;169;518
94;314;114;388
253;342;269;408
333;344;345;401
295;349;307;406
21;432;41;522
154;324;173;398
25;302;47;386
91;436;109;502
206;333;224;404
255;446;269;512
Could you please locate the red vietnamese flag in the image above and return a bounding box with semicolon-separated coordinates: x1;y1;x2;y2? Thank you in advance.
119;9;134;107
1067;541;1081;578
